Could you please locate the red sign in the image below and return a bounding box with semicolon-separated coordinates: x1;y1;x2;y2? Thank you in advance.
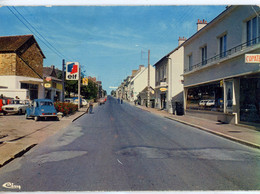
245;54;260;63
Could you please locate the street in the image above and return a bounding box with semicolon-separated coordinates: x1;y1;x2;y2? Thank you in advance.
0;96;260;191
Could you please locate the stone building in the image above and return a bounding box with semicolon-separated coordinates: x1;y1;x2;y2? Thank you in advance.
0;35;45;100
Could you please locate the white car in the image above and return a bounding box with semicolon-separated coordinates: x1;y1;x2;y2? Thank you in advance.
82;99;88;106
199;100;208;106
2;99;30;115
206;100;215;107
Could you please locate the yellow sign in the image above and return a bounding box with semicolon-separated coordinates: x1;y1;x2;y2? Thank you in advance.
82;77;88;86
44;83;51;88
160;88;167;92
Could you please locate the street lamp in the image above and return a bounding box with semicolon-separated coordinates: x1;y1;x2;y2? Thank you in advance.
136;45;151;108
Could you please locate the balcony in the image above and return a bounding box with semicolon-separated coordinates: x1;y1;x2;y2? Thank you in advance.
184;36;260;73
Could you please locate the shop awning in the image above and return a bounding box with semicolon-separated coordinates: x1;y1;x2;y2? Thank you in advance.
20;79;43;84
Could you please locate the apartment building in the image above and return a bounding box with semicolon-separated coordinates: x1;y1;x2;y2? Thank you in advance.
154;37;185;113
183;6;260;125
0;35;45;100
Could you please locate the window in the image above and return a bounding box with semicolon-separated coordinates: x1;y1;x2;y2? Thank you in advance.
247;17;258;46
201;45;207;65
220;34;227;58
188;54;193;71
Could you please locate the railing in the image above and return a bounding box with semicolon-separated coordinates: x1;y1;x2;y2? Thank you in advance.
184;36;260;73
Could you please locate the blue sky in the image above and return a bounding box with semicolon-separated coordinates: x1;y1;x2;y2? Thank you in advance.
0;5;226;94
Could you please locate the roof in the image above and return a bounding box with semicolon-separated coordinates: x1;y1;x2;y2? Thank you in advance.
0;35;45;58
182;6;235;47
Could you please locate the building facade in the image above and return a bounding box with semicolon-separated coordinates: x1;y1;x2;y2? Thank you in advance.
0;35;45;100
129;65;155;105
154;37;185;113
183;6;260;125
43;65;63;101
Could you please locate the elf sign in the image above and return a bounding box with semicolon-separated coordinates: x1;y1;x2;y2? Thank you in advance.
66;62;79;80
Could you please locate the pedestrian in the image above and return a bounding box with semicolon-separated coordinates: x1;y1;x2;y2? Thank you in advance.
121;99;123;104
118;98;120;104
89;100;93;114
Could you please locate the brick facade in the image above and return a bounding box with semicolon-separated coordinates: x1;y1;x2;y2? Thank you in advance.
0;35;44;79
0;53;16;76
16;43;43;78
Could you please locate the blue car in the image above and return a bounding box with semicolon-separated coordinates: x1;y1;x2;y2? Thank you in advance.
25;99;59;121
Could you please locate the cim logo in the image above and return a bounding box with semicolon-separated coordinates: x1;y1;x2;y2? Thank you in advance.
66;62;79;80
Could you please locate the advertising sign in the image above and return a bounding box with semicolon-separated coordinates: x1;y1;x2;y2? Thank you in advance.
66;62;79;80
245;54;260;63
82;77;88;86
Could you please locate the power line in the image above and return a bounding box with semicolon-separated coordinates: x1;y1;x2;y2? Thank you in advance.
7;6;73;61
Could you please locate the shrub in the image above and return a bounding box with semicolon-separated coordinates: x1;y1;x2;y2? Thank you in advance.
54;102;78;116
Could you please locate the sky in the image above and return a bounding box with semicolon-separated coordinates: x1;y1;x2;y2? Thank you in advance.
0;4;228;94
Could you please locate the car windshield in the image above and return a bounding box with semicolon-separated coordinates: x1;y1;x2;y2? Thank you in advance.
11;100;23;104
40;101;53;106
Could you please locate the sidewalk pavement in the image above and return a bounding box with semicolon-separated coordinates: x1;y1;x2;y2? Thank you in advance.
0;107;89;168
135;105;260;149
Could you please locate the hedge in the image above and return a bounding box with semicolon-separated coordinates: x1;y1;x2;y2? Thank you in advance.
54;102;78;116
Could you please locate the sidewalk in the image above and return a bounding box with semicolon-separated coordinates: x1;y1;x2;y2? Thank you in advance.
136;105;260;149
0;107;88;167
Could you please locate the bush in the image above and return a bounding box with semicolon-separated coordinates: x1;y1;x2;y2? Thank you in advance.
54;102;78;116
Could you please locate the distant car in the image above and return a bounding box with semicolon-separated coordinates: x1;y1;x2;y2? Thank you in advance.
206;100;215;107
98;98;106;105
72;97;82;106
25;99;58;121
2;99;30;115
199;100;208;106
64;98;74;103
82;99;88;106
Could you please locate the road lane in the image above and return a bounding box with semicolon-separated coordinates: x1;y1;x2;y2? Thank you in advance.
0;96;260;191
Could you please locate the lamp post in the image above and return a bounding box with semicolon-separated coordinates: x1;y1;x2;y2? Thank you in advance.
136;45;150;108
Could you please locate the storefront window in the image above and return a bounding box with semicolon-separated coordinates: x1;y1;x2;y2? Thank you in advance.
21;83;38;100
225;81;233;113
186;82;223;112
240;77;260;123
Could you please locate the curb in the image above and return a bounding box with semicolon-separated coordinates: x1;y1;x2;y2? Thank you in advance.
136;105;260;150
164;116;260;150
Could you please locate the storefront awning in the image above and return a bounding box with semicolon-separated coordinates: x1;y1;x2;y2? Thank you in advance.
20;79;43;84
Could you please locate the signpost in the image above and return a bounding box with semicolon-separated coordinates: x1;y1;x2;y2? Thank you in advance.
66;62;81;109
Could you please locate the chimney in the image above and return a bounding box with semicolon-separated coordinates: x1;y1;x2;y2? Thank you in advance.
178;37;187;46
197;19;207;31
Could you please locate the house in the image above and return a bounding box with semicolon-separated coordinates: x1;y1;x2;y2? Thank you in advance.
43;65;63;101
183;5;260;125
0;35;45;100
154;37;186;113
129;65;155;106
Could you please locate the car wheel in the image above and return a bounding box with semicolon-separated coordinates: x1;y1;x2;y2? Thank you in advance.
3;111;7;115
34;116;40;121
18;109;23;115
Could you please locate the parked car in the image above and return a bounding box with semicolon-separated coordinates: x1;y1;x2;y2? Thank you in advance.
72;97;82;106
64;98;74;103
25;99;58;121
98;98;106;105
206;100;215;107
82;99;88;106
0;98;12;115
199;100;208;106
2;99;30;115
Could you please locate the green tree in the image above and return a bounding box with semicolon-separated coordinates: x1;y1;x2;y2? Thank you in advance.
81;79;98;100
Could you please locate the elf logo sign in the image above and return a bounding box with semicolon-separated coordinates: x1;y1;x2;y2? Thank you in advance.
66;62;79;80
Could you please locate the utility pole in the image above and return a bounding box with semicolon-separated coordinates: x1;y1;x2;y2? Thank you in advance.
62;59;65;103
147;49;150;108
78;65;81;110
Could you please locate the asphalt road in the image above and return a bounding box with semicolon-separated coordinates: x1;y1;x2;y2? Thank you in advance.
0;96;260;191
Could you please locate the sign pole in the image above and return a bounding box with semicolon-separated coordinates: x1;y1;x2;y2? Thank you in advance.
78;65;81;110
62;59;65;103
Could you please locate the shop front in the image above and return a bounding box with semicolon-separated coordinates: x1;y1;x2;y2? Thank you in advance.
240;74;260;124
